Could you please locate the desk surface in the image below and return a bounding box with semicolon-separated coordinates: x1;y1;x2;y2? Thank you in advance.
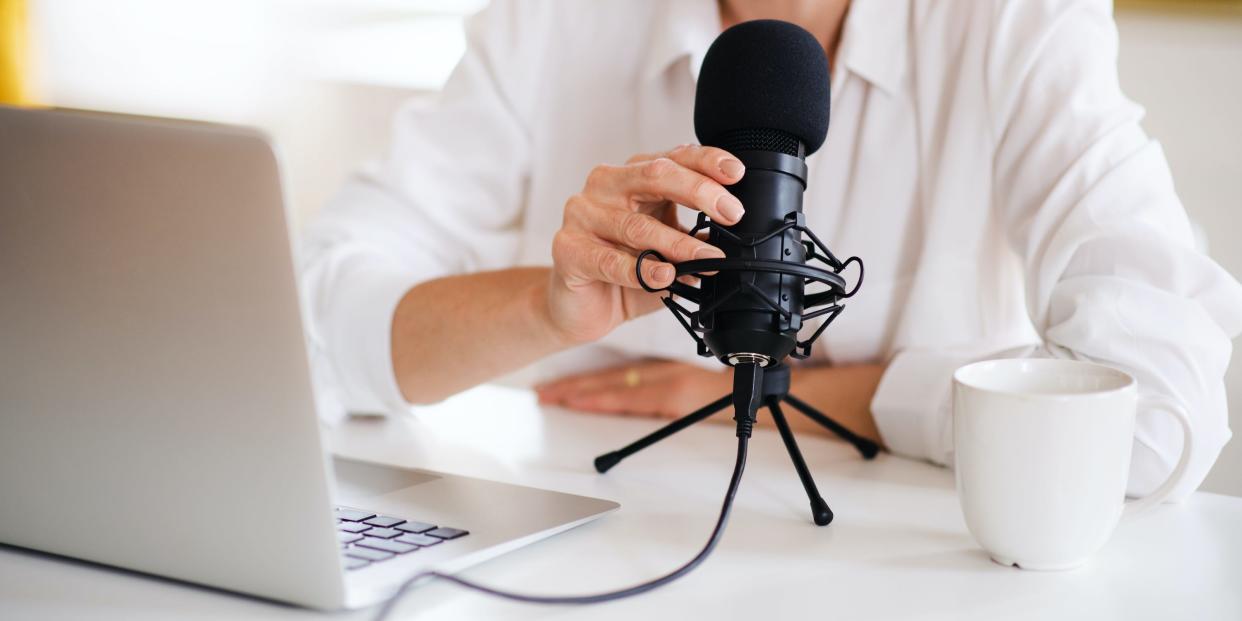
2;384;1240;620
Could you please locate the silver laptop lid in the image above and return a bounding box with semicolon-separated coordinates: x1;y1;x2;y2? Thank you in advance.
0;107;345;608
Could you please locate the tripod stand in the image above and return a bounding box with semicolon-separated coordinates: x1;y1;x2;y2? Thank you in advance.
593;363;879;526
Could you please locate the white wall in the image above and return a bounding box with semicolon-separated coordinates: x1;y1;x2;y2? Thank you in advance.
26;0;476;228
1115;9;1242;497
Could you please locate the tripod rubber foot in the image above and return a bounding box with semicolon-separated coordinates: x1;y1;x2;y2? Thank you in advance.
594;452;623;474
811;497;834;526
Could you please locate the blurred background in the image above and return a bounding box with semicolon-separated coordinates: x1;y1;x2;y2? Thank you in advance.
3;0;1240;495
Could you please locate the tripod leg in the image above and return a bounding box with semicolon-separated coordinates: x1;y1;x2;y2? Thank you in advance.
593;394;733;473
766;398;833;526
783;393;880;460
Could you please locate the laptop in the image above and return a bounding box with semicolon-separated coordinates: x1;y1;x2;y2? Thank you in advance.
0;106;619;609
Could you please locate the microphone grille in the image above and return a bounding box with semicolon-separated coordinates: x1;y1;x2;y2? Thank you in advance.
712;128;804;158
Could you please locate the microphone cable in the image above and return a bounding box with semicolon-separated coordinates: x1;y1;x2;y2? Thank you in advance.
374;435;751;619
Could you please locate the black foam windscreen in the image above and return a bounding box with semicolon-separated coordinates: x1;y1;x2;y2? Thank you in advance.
694;20;830;156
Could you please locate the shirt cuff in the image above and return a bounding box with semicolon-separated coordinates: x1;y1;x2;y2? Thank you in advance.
870;349;969;466
322;262;418;418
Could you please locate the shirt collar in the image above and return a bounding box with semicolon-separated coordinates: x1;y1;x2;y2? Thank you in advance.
641;0;721;82
834;0;910;95
642;0;909;96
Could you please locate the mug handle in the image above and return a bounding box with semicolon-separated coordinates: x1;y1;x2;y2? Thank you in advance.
1123;394;1194;518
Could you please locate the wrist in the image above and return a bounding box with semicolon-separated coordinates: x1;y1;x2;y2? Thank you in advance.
528;274;584;350
790;363;886;444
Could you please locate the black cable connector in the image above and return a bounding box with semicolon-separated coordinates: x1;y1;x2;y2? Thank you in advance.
731;362;764;439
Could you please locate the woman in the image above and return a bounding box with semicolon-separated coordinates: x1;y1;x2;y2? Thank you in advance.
301;0;1242;498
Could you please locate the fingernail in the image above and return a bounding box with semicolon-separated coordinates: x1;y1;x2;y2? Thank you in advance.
719;158;745;180
694;245;725;260
654;264;674;283
716;194;744;223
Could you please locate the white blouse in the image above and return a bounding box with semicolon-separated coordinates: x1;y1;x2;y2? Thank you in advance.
301;0;1242;499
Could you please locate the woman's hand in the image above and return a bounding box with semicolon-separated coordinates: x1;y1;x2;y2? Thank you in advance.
536;359;732;418
390;146;742;404
543;146;747;345
537;359;887;446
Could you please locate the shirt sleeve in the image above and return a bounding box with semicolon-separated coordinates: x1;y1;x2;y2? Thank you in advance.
299;1;537;421
873;0;1242;500
872;344;1034;468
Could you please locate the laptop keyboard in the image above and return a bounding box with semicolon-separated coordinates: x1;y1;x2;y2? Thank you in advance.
335;506;470;571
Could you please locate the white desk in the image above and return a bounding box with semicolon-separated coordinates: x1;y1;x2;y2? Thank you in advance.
2;384;1240;620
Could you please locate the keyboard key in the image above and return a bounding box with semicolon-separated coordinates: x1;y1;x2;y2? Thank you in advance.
395;521;437;534
363;527;401;539
343;557;370;571
344;546;394;562
337;522;371;534
364;515;405;528
395;533;441;547
337;532;363;545
356;538;417;555
336;508;376;522
426;527;469;540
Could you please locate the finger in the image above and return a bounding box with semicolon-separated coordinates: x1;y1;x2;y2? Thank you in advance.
539;359;687;404
537;367;631;402
665;144;746;185
656;202;684;230
554;232;674;289
628;145;745;187
624;150;671;165
564;386;671;418
620;285;667;319
583;208;724;264
537;359;675;402
563;390;631;415
610;158;745;225
645;208;713;280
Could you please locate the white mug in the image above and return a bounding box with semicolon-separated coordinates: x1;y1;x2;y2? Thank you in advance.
953;358;1193;570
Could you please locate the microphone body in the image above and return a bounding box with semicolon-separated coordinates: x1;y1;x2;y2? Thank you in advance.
701;148;809;367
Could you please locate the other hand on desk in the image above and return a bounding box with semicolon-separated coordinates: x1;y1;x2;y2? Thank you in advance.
535;359;886;446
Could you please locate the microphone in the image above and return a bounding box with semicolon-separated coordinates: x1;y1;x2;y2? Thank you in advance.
599;19;875;536
600;21;876;531
636;19;862;375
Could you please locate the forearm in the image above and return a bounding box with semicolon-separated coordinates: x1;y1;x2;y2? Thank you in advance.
392;267;570;404
784;364;886;445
